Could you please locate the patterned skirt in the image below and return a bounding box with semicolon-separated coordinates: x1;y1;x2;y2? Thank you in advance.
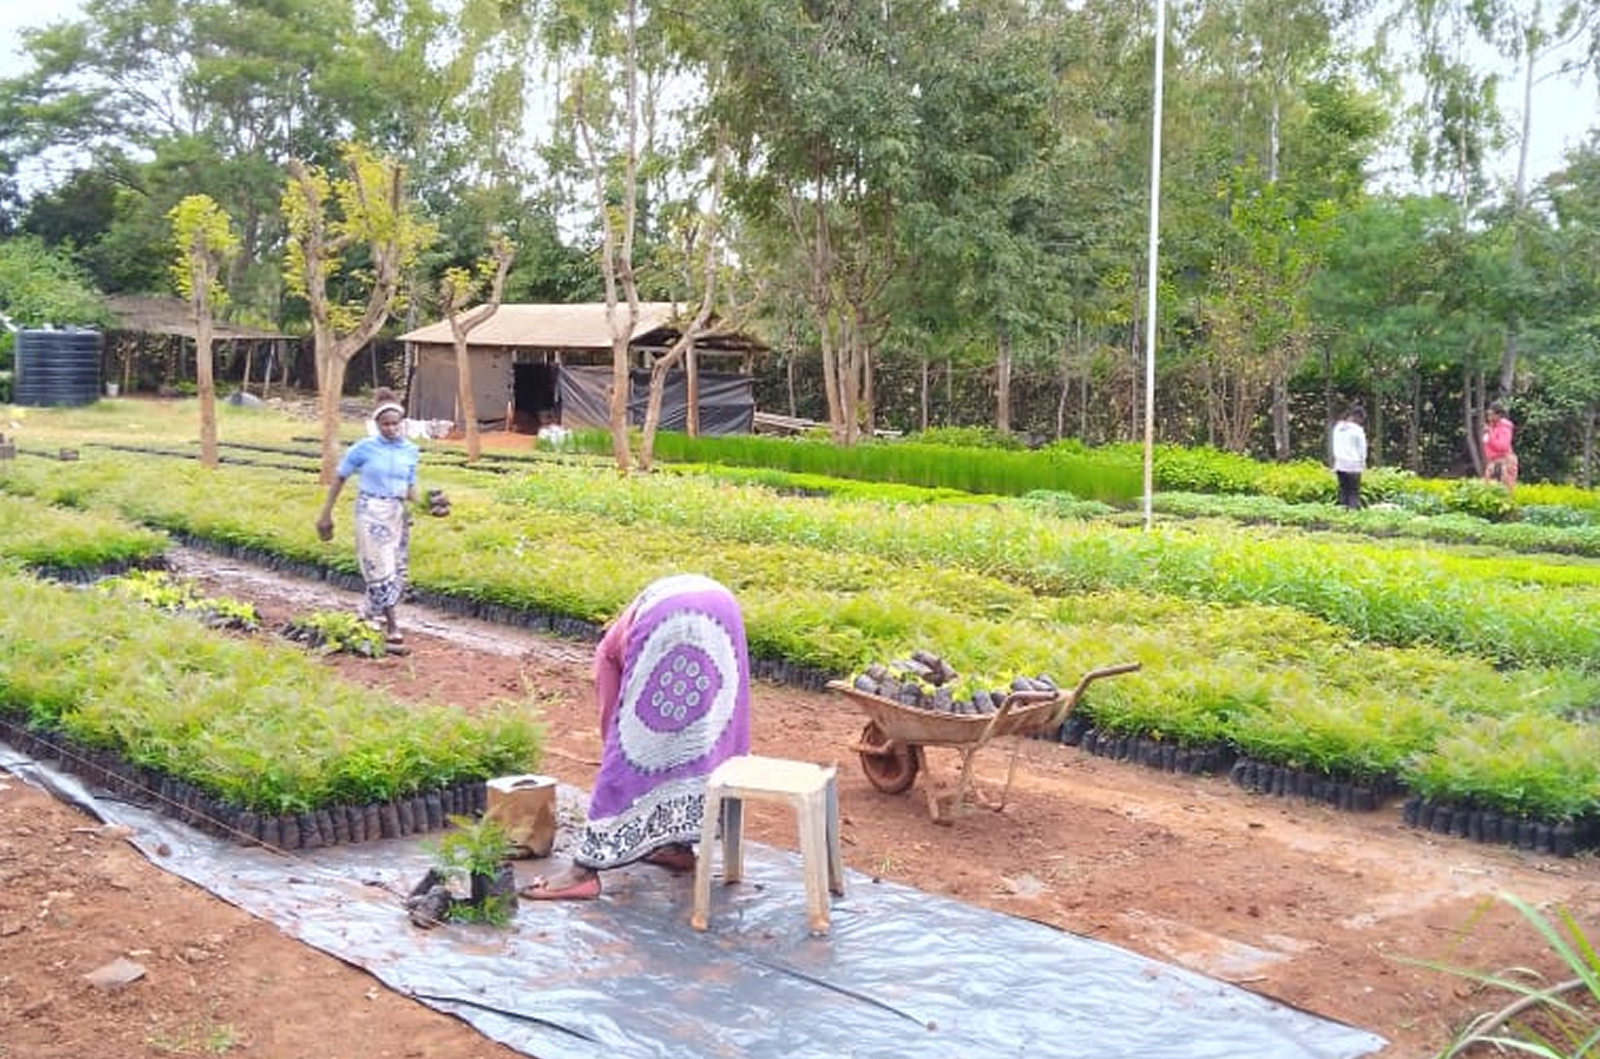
354;493;409;616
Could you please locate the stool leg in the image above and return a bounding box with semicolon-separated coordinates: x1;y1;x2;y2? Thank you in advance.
690;786;721;931
824;771;845;897
722;795;745;885
797;789;830;934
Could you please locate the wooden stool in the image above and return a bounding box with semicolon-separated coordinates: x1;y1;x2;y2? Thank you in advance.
691;755;845;935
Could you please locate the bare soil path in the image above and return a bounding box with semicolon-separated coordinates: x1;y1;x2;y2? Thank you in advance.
4;547;1599;1059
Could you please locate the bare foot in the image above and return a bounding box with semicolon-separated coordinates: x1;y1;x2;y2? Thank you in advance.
641;844;696;873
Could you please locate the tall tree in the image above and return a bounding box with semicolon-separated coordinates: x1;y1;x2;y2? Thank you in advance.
281;143;437;483
1202;167;1339;455
1478;1;1593;399
168;194;240;469
637;127;728;469
0;0;353;301
702;0;926;443
0;236;106;327
1521;140;1600;483
1312;193;1497;471
0;0;539;327
892;0;1066;438
543;0;655;471
439;234;515;463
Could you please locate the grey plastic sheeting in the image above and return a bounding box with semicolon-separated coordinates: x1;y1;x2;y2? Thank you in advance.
4;746;1384;1059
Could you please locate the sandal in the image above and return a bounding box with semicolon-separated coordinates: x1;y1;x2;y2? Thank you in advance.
385;631;405;646
518;873;601;901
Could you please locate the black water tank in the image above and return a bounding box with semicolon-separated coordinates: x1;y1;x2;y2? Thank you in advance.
13;329;102;407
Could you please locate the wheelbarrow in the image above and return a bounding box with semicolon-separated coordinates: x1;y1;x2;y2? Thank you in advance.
827;662;1140;824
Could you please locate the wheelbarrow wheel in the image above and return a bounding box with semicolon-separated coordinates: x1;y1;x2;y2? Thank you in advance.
857;721;918;794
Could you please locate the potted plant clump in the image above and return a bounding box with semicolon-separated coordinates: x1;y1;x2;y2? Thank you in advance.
406;815;517;928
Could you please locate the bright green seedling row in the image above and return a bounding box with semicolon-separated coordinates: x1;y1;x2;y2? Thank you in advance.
0;571;543;813
8;447;1600;817
569;428;1144;502
498;464;1600;672
1153;491;1600;559
1404;712;1600;821
0;491;168;571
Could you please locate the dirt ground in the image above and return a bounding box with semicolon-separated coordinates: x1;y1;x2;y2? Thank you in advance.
5;545;1600;1059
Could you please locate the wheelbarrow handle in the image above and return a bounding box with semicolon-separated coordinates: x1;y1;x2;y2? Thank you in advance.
1048;662;1142;728
1070;662;1142;696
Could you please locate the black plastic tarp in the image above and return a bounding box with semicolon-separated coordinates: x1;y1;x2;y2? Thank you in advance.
558;365;755;435
0;745;1385;1059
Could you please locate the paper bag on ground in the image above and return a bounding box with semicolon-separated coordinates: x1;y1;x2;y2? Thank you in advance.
484;775;557;859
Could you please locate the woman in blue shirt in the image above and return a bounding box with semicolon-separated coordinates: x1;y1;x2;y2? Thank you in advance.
315;392;421;643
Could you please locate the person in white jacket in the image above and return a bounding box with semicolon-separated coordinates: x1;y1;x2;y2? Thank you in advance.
1329;406;1368;510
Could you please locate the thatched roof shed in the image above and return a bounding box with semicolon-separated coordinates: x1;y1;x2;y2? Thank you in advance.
396;302;765;357
397;302;768;434
105;295;293;341
101;294;300;394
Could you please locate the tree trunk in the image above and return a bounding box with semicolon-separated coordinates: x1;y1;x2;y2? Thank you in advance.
317;340;350;484
1079;324;1088;441
455;340;480;462
919;356;930;433
1464;366;1484;476
1583;404;1597;489
196;327;218;469
819;323;845;442
861;342;874;436
641;354;670;468
1497;42;1537;398
786;354;797;418
1405;372;1421;471
995;326;1012;435
1270;374;1289;460
640;309;715;470
686;343;699;437
1055;335;1069;441
609;333;633;473
838;323;865;444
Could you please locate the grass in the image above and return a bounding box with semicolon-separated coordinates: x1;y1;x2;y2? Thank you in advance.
1422;893;1600;1059
147;1004;243;1055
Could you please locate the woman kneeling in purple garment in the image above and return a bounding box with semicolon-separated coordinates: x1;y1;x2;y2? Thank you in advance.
520;574;751;900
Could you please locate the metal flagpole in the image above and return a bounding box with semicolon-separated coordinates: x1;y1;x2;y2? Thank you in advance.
1142;0;1167;531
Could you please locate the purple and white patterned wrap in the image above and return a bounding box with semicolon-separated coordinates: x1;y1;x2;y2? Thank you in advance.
575;574;750;870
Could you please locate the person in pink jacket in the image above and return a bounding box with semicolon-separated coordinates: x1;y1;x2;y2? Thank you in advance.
1481;400;1518;492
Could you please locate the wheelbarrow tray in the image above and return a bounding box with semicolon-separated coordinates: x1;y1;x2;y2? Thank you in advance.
825;682;1064;746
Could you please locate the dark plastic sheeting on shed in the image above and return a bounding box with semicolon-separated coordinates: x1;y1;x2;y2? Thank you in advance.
0;745;1385;1059
559;364;756;435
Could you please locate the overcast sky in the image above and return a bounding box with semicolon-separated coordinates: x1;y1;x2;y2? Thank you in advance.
0;1;1594;189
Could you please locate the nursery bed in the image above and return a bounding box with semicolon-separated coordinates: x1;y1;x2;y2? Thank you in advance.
4;542;1599;1059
